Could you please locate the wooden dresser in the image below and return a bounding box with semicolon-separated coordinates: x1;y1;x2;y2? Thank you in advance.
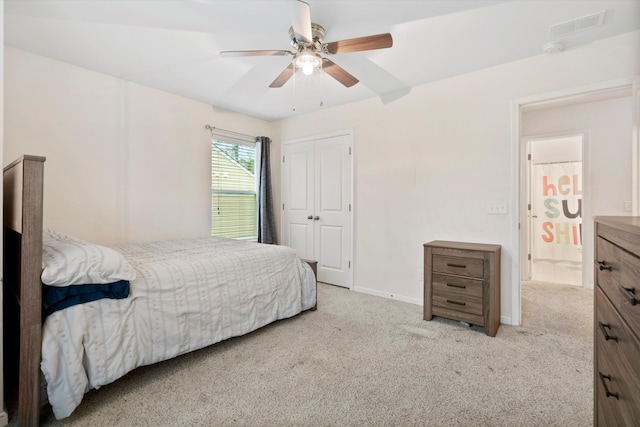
423;241;501;337
594;217;640;426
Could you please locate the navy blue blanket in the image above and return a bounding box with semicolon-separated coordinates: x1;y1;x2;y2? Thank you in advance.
43;280;130;317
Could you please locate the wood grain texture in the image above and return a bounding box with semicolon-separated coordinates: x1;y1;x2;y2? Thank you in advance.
269;64;295;88
325;33;393;54
423;246;434;321
596;289;640;425
432;274;483;316
302;259;317;311
594;217;640;426
3;155;46;426
220;50;291;57
321;59;358;88
432;255;483;279
423;241;500;337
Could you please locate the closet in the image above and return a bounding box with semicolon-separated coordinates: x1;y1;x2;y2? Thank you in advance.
281;131;353;288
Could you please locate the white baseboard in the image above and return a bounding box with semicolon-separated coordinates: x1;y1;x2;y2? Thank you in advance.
352;286;423;305
501;315;514;326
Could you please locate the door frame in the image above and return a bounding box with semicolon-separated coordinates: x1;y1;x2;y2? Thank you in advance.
509;76;638;326
280;129;355;289
521;130;589;286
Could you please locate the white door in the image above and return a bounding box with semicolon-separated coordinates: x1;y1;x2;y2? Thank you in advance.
282;133;352;288
282;141;315;260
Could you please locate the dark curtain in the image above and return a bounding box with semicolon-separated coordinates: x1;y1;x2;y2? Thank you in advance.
257;136;277;244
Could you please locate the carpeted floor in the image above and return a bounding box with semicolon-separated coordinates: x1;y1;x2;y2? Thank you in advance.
32;280;593;426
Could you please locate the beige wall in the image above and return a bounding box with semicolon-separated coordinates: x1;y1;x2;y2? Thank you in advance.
3;47;271;246
3;30;639;325
271;30;640;322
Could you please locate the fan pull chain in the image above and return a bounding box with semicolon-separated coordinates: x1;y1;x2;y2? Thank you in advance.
292;64;297;112
319;60;324;107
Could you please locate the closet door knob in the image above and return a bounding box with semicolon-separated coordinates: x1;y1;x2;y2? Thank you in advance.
313;216;320;220
307;215;313;220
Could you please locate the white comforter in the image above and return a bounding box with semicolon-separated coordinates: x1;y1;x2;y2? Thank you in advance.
41;237;316;419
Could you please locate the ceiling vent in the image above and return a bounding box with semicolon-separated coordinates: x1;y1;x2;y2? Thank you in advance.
549;10;607;38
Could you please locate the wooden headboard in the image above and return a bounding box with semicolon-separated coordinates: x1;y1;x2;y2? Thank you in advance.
3;155;46;426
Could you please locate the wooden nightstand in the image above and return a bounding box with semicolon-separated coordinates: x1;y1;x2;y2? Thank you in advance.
302;259;318;311
423;241;501;337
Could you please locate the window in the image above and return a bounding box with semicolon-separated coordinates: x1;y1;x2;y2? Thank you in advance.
211;139;257;239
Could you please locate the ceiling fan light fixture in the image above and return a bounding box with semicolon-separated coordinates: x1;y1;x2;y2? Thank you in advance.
221;1;391;89
293;51;322;75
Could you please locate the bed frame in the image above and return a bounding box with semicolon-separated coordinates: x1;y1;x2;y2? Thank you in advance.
3;155;46;426
3;155;317;425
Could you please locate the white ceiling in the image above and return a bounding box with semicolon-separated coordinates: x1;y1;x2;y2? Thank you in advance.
4;0;640;121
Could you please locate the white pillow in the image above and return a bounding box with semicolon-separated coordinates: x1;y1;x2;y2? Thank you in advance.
42;231;136;286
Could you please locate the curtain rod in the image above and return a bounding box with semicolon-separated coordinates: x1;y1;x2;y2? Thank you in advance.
205;125;257;142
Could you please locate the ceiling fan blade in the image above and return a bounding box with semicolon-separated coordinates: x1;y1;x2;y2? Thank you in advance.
325;33;393;54
220;50;292;57
322;58;358;88
290;0;312;44
269;64;295;88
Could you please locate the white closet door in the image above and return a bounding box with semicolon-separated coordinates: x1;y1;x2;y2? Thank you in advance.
282;141;314;260
314;135;352;287
282;133;353;288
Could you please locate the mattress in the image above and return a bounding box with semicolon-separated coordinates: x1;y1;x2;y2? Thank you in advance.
40;237;316;419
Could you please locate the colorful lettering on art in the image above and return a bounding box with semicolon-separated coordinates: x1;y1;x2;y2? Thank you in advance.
540;174;582;245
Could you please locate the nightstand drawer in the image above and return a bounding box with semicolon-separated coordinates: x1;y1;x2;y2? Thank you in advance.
432;255;483;279
432;274;483;316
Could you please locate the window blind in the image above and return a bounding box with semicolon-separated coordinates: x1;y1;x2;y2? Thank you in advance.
211;140;257;239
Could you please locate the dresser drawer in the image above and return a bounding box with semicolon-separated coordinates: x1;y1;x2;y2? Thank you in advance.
596;237;640;334
594;217;640;426
432;274;483;316
596;354;638;427
432;255;483;279
595;288;640;425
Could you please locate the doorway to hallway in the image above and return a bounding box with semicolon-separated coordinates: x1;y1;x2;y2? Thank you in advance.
512;81;637;327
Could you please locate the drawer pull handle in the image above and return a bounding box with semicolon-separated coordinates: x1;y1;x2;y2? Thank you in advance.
599;373;619;400
598;322;618;342
446;299;466;306
597;261;612;271
446;283;466;289
621;286;639;306
446;263;467;269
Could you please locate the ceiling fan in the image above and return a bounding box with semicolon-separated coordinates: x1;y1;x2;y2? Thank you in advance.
220;0;393;89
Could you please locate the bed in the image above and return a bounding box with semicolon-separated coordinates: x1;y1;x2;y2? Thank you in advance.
3;155;317;424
